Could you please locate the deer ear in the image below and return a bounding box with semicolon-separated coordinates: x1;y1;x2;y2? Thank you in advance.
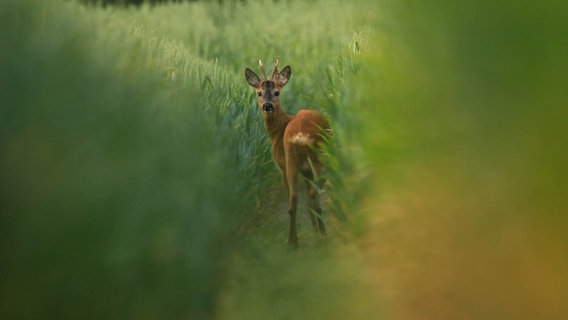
245;68;261;88
276;65;291;87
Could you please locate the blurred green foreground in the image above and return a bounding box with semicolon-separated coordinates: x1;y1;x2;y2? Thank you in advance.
1;0;567;319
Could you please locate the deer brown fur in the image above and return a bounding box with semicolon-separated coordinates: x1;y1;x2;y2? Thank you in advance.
245;57;330;247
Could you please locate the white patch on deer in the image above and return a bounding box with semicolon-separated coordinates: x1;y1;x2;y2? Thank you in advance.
291;132;314;145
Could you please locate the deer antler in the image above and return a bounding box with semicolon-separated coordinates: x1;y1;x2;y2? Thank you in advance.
270;56;280;79
259;59;268;80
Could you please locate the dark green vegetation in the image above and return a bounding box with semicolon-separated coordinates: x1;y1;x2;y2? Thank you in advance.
1;0;567;319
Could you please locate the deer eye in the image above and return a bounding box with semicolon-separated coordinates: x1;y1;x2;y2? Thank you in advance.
257;91;262;97
274;91;280;97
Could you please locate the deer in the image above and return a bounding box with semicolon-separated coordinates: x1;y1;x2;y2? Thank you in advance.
245;57;331;247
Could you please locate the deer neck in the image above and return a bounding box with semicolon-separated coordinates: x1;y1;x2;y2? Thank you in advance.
263;104;291;145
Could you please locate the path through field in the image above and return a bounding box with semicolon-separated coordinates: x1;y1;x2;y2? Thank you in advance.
218;184;384;320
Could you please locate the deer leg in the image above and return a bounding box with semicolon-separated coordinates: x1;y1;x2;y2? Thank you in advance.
305;180;318;231
288;173;298;246
286;164;299;247
316;207;326;236
306;180;326;235
278;165;288;190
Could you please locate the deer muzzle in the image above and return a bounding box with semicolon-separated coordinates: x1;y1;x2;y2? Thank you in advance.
262;102;274;113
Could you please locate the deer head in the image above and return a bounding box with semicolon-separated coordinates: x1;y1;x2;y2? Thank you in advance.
245;57;291;114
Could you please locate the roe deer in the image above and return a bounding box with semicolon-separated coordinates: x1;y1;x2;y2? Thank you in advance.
245;57;330;247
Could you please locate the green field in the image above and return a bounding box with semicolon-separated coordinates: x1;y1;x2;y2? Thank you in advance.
1;0;567;319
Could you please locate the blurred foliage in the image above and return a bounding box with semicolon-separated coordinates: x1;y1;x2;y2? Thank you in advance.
355;1;568;319
0;0;267;318
77;0;251;7
79;0;189;7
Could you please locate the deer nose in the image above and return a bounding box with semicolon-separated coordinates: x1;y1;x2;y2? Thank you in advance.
262;102;274;112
